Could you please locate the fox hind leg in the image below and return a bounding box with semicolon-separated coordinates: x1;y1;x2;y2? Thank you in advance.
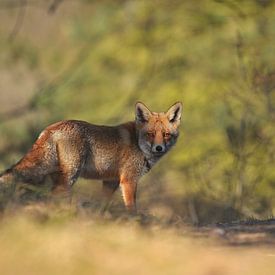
101;180;119;213
51;167;81;204
51;143;84;203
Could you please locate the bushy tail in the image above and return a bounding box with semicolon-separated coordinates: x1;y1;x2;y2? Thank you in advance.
0;168;16;209
0;168;14;185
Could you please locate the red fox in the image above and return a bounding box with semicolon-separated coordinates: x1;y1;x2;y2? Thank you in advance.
0;102;182;212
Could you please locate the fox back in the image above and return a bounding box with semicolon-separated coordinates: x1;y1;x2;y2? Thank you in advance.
0;102;182;212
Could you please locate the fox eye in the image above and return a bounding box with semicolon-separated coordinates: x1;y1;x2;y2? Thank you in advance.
164;133;171;138
146;132;155;138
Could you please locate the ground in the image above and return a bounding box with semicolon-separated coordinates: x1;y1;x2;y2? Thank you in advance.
1;201;275;275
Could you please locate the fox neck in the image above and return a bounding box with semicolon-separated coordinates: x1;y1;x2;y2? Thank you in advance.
143;155;160;171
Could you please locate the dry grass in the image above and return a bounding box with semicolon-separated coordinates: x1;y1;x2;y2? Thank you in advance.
0;203;275;275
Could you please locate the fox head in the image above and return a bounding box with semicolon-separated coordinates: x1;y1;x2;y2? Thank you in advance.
135;101;182;158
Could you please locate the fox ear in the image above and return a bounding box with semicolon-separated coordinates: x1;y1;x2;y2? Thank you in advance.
166;102;183;125
135;102;152;123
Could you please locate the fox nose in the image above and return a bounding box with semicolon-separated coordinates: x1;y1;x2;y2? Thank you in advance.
153;144;165;153
156;145;163;152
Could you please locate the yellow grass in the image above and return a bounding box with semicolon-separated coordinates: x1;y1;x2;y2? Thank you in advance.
0;205;275;275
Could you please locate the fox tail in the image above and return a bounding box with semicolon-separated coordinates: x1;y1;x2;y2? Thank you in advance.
0;168;13;183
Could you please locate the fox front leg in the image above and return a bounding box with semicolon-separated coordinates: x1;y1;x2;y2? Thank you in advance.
120;177;137;214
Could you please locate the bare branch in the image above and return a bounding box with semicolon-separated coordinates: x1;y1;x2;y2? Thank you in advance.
0;45;92;123
0;103;33;122
8;0;27;41
0;0;30;9
48;0;63;14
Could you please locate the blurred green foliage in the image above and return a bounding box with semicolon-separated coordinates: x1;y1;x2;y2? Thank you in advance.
0;0;275;223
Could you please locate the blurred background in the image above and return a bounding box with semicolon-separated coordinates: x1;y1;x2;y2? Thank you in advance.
0;0;275;224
